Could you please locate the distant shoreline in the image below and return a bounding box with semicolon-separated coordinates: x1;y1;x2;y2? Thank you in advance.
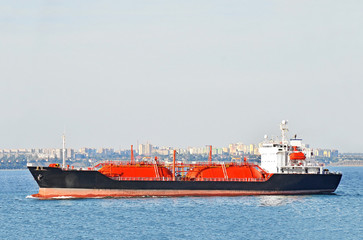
328;165;363;167
328;159;363;167
0;168;27;171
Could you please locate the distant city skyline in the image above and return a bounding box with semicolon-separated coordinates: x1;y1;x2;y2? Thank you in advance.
1;1;363;152
0;141;338;159
1;140;347;170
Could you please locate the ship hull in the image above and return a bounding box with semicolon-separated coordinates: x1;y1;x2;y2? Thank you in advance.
28;167;342;198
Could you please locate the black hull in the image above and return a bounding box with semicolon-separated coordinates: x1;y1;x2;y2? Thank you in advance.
28;167;342;198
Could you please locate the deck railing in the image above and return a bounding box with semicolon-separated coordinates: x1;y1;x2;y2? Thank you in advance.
197;177;266;182
109;176;267;182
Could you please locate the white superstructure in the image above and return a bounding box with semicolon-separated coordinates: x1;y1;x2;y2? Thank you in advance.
259;120;323;174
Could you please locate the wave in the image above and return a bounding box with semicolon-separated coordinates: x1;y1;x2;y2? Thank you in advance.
25;195;37;199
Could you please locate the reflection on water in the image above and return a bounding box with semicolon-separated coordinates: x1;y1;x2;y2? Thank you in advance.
258;195;305;207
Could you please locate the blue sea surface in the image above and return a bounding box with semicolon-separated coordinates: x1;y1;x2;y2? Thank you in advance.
0;167;362;240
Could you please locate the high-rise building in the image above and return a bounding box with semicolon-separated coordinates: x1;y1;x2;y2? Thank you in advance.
138;143;153;156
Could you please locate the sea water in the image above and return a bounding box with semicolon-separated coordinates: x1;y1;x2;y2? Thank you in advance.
0;167;362;240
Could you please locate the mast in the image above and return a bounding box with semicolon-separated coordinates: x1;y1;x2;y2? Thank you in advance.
131;145;135;164
173;150;176;181
280;120;289;145
62;133;66;168
208;145;212;164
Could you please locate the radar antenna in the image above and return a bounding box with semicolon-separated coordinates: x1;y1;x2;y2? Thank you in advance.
280;120;289;144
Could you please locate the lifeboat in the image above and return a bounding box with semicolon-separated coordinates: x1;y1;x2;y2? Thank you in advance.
290;146;306;160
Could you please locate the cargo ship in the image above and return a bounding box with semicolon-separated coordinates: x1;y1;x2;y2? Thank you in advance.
28;121;342;198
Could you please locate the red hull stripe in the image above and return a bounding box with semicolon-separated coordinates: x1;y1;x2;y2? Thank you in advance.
32;188;335;199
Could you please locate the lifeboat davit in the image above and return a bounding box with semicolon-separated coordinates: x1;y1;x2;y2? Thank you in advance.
290;146;306;160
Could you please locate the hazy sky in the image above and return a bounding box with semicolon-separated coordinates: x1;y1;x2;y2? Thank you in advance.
1;1;363;152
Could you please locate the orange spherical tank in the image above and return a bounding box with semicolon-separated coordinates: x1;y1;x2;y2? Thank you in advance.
227;166;264;179
185;166;209;179
99;164;173;178
186;165;264;180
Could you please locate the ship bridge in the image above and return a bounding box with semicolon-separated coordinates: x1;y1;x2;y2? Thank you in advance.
259;120;322;174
